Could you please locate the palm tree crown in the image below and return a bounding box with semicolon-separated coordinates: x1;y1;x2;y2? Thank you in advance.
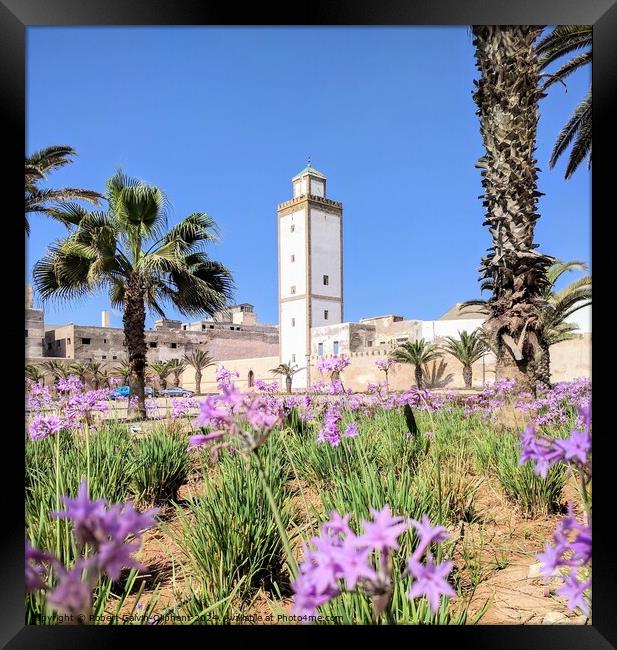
390;339;442;389
33;171;234;417
25;145;102;234
536;26;592;179
441;330;486;366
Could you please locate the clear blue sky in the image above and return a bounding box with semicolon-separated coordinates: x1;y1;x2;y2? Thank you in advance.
26;27;591;329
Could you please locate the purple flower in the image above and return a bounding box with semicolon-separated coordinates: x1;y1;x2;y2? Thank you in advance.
407;556;455;614
355;505;408;552
555;430;591;465
556;574;591;616
343;423;359;439
25;541;54;592
188;431;224;449
46;562;93;618
28;415;66;441
56;375;85;394
409;514;449;562
52;480;158;580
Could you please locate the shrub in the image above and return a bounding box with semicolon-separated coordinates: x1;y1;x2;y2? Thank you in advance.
173;443;292;602
130;429;189;506
475;430;566;517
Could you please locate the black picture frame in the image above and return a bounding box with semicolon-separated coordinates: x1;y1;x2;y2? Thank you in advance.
3;1;610;647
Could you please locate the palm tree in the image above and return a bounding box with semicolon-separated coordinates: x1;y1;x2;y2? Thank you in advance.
40;359;71;385
536;26;591;179
98;368;113;390
33;171;234;418
270;363;303;394
70;361;90;385
113;359;132;387
168;358;188;388
471;26;554;393
86;360;107;390
390;339;442;390
462;260;590;387
440;330;486;389
184;349;214;395
150;361;173;391
25;145;102;234
25;364;44;385
537;260;591;386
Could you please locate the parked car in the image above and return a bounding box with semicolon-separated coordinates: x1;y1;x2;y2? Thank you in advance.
159;387;195;398
110;385;156;400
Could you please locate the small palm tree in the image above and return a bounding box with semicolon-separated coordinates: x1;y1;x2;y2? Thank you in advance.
70;361;90;385
98;368;112;389
33;171;233;418
40;359;71;385
270;363;303;394
184;349;214;395
150;361;173;391
25;364;44;385
440;330;486;389
167;358;188;388
86;360;107;390
536;26;591;179
390;340;442;390
113;359;132;387
25;145;102;234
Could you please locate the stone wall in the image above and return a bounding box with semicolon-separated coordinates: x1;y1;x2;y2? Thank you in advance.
43;323;279;363
25;308;45;358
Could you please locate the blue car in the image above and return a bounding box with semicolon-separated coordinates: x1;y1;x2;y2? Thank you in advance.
110;386;155;400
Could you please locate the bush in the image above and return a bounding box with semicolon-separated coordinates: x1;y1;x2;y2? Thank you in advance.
475;430;566;517
130;429;189;506
173;443;292;602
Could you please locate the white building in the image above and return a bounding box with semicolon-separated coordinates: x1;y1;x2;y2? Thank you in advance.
277;163;343;388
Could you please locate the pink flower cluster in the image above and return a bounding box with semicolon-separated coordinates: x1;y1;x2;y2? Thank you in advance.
188;383;284;456
292;507;453;620
316;356;351;376
26;481;158;619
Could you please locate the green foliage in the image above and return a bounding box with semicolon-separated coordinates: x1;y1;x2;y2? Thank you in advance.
130;429;189;506
475;430;566;517
26;424;134;566
173;443;292;602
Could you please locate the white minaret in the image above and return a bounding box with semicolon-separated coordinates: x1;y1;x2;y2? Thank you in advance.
277;161;343;389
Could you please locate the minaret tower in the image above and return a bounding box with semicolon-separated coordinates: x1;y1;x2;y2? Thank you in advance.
277;161;344;389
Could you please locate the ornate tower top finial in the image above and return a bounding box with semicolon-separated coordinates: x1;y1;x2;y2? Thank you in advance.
307;155;311;167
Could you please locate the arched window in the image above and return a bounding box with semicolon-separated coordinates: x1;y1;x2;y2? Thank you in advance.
248;370;255;388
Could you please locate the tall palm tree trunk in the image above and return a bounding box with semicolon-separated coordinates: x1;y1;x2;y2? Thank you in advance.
195;370;202;395
286;375;292;393
536;337;551;388
123;275;147;419
414;365;423;390
472;26;553;396
463;365;473;389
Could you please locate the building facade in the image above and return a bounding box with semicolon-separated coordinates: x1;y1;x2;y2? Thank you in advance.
278;164;343;388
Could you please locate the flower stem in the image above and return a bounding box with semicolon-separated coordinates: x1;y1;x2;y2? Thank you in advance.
254;449;298;579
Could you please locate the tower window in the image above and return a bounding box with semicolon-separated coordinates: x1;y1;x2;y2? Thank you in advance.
81;338;90;345
149;342;158;348
290;286;296;295
323;275;329;286
333;341;339;355
170;343;177;349
291;224;295;233
291;318;296;327
324;310;329;320
291;254;295;262
318;342;324;356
